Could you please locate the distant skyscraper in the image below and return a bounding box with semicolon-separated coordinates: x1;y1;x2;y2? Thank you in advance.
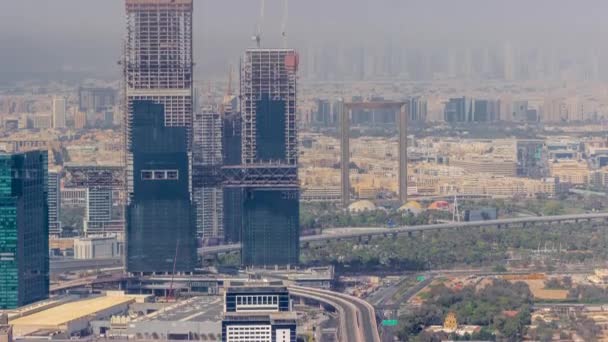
78;87;116;113
193;107;223;241
48;171;62;237
503;42;516;81
511;100;529;122
52;97;66;129
0;151;48;309
126;101;196;274
74;111;87;129
124;0;194;198
314;99;332;126
407;97;428;122
444;97;470;123
239;49;300;266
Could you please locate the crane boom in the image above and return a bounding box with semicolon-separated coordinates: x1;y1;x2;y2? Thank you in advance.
281;0;289;48
253;0;265;48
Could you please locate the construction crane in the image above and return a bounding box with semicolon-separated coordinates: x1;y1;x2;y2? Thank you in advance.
165;238;180;302
281;0;289;48
252;0;265;48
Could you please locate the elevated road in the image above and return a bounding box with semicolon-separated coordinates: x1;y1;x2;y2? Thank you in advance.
200;212;608;255
50;258;122;274
289;285;380;342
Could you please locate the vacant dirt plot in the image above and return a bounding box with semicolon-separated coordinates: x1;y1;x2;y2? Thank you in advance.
514;279;569;300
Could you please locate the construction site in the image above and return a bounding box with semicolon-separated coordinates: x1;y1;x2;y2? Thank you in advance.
123;0;194;200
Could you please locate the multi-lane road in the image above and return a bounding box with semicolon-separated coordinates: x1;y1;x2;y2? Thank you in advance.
200;212;608;255
50;257;122;274
289;285;380;342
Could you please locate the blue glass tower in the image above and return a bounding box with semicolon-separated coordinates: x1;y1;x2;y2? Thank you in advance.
126;101;196;274
0;151;48;309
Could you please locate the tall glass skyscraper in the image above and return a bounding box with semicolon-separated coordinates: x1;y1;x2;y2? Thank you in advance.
239;49;300;266
0;151;49;309
126;101;196;274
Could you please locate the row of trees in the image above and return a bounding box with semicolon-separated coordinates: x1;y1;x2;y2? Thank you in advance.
301;206;450;231
301;221;608;272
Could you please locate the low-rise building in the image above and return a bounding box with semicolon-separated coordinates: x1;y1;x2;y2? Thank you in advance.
74;236;122;260
222;281;296;342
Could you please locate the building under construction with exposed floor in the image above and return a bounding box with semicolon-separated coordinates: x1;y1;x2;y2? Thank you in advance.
124;0;193;199
193;106;223;241
233;49;300;266
123;0;196;274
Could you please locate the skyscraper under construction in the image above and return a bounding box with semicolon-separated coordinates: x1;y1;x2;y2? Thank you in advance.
237;49;300;266
193;106;223;241
123;0;195;273
124;0;193;198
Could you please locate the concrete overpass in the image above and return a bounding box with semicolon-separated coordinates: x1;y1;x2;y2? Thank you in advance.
289;285;380;342
200;212;608;256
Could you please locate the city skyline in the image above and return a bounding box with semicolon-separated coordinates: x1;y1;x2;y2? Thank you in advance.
4;1;608;340
2;1;608;81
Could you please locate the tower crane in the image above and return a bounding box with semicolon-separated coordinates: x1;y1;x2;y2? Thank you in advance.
281;0;289;48
252;0;265;48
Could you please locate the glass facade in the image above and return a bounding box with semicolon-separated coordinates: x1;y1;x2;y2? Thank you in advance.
242;189;299;266
126;101;196;274
0;151;48;309
255;95;286;162
239;49;300;267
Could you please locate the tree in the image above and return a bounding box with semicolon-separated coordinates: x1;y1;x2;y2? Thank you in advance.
542;201;564;216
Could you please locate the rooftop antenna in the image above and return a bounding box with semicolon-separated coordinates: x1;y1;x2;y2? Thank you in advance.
281;0;289;48
252;0;265;48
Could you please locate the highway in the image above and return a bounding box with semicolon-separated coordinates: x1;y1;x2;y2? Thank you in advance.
200;212;608;255
289;285;381;342
50;258;122;274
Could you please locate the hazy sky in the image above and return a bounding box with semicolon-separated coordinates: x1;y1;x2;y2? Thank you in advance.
1;0;607;79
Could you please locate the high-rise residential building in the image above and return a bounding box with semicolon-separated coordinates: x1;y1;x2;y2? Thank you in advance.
444;97;500;123
48;171;62;237
74;111;87;129
407;97;428;122
239;49;300;266
222;281;297;342
313;99;332;126
511;100;529;122
444;97;470;123
503;42;516;81
78;87;116;113
52;96;67;129
126;101;196;274
83;187;113;234
124;0;194;198
0;151;49;309
193;107;223;241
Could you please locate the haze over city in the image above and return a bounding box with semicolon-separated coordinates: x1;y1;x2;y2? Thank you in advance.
2;0;608;80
